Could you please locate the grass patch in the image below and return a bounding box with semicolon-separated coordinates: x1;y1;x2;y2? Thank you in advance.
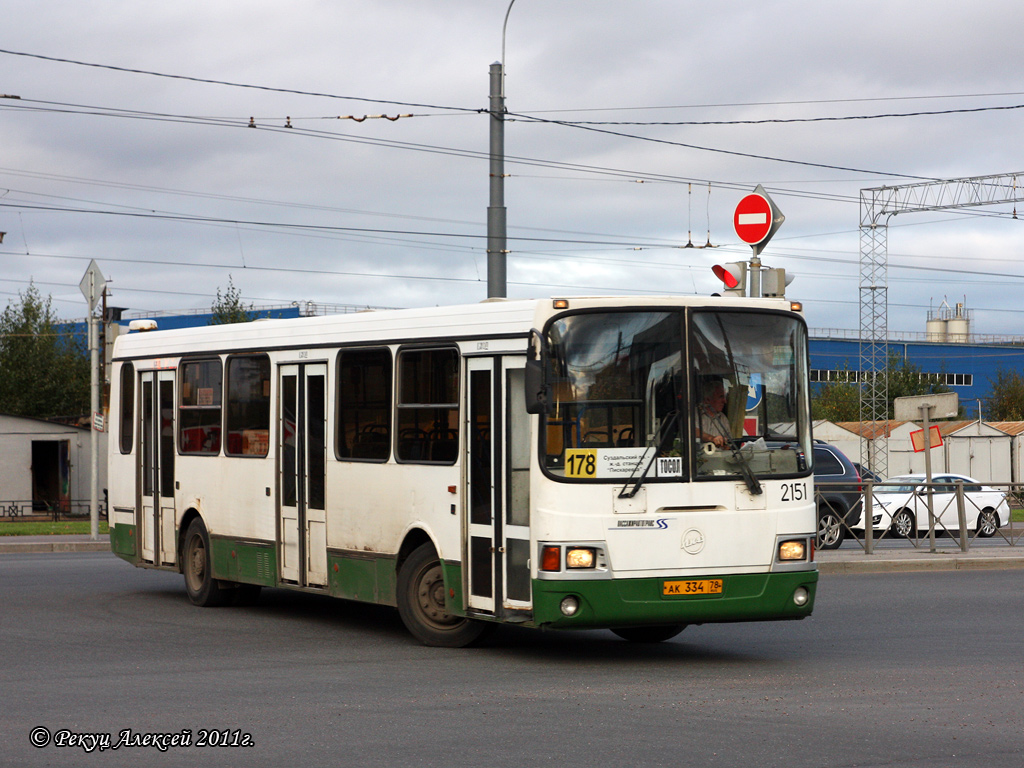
1013;508;1024;524
0;520;109;536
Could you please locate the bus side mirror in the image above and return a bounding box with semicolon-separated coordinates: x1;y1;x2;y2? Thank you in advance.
524;359;548;415
524;328;550;415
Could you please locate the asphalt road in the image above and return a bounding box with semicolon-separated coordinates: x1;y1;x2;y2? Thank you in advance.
1;552;1021;768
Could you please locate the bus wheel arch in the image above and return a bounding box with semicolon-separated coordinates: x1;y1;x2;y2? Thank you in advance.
177;507;202;573
396;528;434;576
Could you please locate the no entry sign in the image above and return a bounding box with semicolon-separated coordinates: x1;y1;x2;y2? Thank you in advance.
734;194;772;244
733;185;784;251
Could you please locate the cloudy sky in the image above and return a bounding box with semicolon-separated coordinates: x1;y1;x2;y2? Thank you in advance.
3;0;1024;337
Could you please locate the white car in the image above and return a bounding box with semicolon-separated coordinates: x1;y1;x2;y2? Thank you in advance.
859;473;1009;538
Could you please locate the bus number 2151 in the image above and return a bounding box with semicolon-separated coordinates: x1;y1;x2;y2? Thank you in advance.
781;482;807;502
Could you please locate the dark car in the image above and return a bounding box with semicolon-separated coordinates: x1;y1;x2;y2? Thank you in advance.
853;462;881;483
813;441;862;549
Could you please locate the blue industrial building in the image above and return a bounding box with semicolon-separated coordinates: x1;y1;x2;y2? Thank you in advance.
809;332;1024;420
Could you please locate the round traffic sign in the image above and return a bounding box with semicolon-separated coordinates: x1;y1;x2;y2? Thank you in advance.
733;193;773;245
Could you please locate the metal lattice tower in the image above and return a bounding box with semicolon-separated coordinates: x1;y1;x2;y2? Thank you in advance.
859;172;1024;477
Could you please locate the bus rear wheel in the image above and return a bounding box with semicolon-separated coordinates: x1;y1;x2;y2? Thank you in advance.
397;543;492;647
611;625;686;643
183;518;230;607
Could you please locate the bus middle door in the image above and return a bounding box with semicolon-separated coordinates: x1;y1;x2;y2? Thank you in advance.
278;362;328;587
466;355;531;618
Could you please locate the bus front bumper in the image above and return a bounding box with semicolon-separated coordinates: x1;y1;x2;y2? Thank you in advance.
531;569;817;630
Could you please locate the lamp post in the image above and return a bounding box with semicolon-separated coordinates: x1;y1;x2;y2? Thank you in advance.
79;260;105;541
486;0;516;298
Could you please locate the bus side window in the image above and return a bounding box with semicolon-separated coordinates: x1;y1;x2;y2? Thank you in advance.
396;348;459;464
225;354;271;457
119;362;134;454
179;359;223;455
337;348;392;461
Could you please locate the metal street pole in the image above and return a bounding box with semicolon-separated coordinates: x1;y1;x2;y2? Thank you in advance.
80;260;104;541
486;61;507;298
486;0;515;299
749;251;762;298
89;309;99;541
921;403;936;553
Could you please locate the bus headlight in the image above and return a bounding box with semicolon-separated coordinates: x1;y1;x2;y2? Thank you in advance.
778;540;807;561
560;596;581;616
565;547;596;569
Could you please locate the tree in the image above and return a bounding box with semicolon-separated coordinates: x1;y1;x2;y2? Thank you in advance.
0;283;90;420
811;368;860;422
210;276;254;325
985;367;1024;420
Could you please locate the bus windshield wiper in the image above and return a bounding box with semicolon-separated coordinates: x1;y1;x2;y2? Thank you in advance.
707;421;763;496
618;410;678;499
730;441;763;495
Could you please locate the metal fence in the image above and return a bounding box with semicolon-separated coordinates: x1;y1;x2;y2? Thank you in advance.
816;479;1023;552
0;498;108;523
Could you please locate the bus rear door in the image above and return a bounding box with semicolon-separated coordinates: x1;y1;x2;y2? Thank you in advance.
139;369;176;566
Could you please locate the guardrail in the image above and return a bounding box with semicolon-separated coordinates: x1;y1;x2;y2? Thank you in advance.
816;480;1023;552
0;498;108;523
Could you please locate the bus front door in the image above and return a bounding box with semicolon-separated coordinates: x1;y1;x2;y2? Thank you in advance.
466;356;531;617
278;362;328;587
139;370;176;566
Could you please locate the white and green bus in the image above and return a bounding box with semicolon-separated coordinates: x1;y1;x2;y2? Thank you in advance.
108;295;817;646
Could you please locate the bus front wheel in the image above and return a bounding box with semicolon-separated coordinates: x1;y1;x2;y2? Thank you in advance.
183;518;230;607
397;543;492;647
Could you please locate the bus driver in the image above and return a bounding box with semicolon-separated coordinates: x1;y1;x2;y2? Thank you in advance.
698;379;731;449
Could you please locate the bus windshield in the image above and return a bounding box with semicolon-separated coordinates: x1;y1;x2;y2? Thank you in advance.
690;309;811;481
541;308;811;483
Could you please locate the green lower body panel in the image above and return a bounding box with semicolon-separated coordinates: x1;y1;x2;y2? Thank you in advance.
109;523;138;562
210;537;277;587
532;570;818;630
440;560;465;615
327;551;398;607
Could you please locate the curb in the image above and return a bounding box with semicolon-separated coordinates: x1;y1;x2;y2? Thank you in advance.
817;554;1024;574
0;540;111;554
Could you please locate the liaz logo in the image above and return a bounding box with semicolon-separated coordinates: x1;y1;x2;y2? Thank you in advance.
614;519;669;529
681;528;706;554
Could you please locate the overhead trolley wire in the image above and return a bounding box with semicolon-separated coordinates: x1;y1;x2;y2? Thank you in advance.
0;48;479;114
520;102;1024;126
507;112;941;182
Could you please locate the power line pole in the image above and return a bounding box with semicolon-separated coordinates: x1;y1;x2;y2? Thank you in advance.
859;171;1024;478
486;1;516;299
486;61;507;298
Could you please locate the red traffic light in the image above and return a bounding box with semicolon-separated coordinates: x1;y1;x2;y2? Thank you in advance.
713;262;745;289
716;264;741;288
712;262;747;297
